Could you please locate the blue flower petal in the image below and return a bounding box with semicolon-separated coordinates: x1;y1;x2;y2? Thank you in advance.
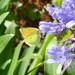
56;62;64;74
66;20;75;28
46;59;57;64
63;58;72;71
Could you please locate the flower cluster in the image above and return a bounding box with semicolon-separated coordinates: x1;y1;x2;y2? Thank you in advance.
39;21;65;35
39;0;75;35
46;38;75;74
39;0;75;74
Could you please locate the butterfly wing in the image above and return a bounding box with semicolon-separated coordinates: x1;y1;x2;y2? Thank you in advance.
20;27;40;46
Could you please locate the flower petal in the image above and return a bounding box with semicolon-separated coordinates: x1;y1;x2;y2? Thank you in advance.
63;58;72;70
66;20;75;28
46;59;56;64
56;62;64;74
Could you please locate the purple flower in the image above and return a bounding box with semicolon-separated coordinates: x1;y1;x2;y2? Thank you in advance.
70;43;75;51
45;0;75;24
39;21;65;35
39;0;75;35
46;6;71;23
66;20;75;28
46;44;75;74
62;0;75;11
62;38;75;46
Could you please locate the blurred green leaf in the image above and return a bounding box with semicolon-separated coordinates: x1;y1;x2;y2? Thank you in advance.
16;46;35;75
0;12;9;25
52;0;63;6
0;0;10;9
6;12;18;21
0;24;5;35
4;20;18;34
1;59;11;70
59;30;73;47
61;30;73;42
27;62;44;74
27;4;40;20
0;38;14;75
7;41;24;75
18;53;42;62
65;61;75;75
0;34;14;53
44;37;58;75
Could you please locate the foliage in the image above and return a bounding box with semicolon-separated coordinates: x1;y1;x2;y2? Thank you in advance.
0;0;75;75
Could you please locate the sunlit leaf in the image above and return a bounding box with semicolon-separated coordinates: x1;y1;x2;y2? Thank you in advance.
7;41;24;75
18;53;42;62
0;0;10;9
44;37;58;75
16;46;35;75
1;59;11;70
0;34;14;53
0;12;9;25
52;0;63;6
4;20;18;34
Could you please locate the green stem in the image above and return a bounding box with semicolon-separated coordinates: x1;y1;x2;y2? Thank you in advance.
27;62;44;74
28;34;55;75
17;46;35;75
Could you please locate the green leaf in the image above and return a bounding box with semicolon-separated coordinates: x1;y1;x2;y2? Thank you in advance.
52;0;63;6
0;24;5;35
28;34;55;75
18;53;42;62
7;41;24;75
16;46;35;75
59;30;73;47
44;37;58;75
27;62;44;74
0;0;10;9
27;4;40;20
65;61;75;75
61;30;73;42
0;38;14;74
0;12;9;25
1;59;11;70
0;34;14;53
4;20;18;34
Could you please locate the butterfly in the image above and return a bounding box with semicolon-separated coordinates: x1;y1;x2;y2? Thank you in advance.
20;27;40;46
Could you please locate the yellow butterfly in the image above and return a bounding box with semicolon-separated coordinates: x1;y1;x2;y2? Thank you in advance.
20;27;40;46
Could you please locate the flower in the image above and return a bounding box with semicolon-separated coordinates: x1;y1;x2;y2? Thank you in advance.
39;21;65;35
66;20;75;28
46;0;75;24
70;43;75;51
39;0;75;35
46;44;75;74
62;0;75;11
46;6;71;23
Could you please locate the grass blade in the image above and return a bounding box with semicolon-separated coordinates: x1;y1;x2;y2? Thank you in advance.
17;46;35;75
7;41;24;75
